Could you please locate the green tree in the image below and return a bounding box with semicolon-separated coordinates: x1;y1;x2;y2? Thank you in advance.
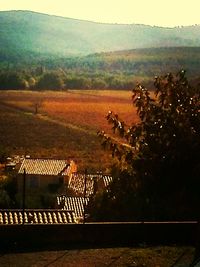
65;76;91;89
0;173;17;208
0;72;28;90
91;78;107;89
36;72;64;90
28;77;36;89
91;71;200;221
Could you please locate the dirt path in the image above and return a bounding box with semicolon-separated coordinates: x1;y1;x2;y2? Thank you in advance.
35;113;97;136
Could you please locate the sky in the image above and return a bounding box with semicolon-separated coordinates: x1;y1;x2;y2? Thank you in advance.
0;0;200;27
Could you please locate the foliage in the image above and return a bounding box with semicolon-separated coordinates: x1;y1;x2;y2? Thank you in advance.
2;47;200;91
36;72;64;90
65;76;91;89
0;146;8;164
0;72;28;90
1;10;200;91
92;71;200;221
0;189;12;208
0;172;17;208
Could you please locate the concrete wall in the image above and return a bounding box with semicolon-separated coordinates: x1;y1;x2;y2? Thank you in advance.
0;221;198;252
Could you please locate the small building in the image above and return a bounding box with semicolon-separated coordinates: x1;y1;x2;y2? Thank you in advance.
57;174;113;222
18;158;77;193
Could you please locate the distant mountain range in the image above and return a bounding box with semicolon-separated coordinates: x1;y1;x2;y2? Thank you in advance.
1;10;200;61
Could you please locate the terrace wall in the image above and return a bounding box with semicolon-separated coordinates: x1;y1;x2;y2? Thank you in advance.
0;221;198;252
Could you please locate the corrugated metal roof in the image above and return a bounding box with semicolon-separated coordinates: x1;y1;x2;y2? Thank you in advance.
0;209;77;224
18;159;69;176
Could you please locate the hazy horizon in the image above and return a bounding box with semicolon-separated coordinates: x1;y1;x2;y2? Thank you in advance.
0;0;200;27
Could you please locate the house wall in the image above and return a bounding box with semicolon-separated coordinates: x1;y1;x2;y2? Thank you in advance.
64;160;77;184
17;174;64;192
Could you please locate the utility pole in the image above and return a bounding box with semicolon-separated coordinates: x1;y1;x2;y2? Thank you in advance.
83;168;87;224
22;168;26;225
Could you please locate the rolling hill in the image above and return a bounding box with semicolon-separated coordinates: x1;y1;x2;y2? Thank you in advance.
38;47;200;84
1;10;200;62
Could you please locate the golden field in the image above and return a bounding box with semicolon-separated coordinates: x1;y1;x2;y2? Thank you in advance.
0;90;138;171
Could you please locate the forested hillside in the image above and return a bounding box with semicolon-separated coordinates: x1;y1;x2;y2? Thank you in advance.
1;47;200;90
1;10;200;90
1;10;200;62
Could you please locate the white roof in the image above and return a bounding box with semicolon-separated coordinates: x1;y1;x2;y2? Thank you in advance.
18;159;69;176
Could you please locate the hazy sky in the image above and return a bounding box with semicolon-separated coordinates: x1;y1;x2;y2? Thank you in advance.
0;0;200;27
